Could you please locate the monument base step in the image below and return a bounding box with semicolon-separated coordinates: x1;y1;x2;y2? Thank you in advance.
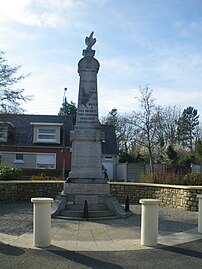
52;192;132;220
60;209;114;218
66;178;107;184
66;204;108;211
53;214;123;221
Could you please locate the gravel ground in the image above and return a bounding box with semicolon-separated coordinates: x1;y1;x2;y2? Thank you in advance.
131;205;198;235
0;202;198;236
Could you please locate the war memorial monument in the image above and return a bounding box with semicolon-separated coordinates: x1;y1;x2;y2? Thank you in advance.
52;32;128;219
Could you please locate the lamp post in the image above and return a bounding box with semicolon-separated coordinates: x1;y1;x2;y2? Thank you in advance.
62;87;67;179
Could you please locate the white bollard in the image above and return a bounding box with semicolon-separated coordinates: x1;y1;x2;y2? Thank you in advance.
197;194;202;233
139;199;160;246
31;197;53;247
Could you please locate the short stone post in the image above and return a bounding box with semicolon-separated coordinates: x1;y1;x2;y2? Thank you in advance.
197;194;202;233
83;200;89;219
125;195;130;212
31;197;53;247
139;199;160;246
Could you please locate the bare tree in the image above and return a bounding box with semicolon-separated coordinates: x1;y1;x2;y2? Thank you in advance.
161;105;181;147
131;85;159;174
101;108;135;154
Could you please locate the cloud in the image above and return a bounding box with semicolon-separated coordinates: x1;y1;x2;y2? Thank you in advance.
100;58;137;78
98;84;139;116
0;25;42;46
153;87;202;117
0;0;85;28
98;83;202;118
17;59;79;114
146;43;202;90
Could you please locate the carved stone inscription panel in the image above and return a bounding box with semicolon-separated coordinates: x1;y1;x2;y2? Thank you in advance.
64;183;109;194
75;195;98;205
77;73;98;125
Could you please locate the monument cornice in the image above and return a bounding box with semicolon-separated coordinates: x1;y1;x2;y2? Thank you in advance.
78;57;100;73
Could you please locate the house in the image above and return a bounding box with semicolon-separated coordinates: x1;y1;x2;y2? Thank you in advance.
101;124;119;178
0;114;118;178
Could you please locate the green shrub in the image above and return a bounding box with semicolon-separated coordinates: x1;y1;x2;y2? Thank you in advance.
183;172;202;185
108;178;124;182
0;165;22;180
21;168;70;179
140;172;154;183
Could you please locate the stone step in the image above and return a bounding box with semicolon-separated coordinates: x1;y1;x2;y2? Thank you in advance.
66;204;108;211
60;209;114;218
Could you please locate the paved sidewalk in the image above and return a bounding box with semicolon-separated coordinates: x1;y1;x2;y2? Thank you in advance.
0;202;202;268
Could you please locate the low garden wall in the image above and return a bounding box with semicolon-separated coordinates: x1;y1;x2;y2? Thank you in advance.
109;182;202;211
0;181;63;202
0;181;202;212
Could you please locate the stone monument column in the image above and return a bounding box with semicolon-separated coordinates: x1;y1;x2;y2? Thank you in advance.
52;33;129;219
67;32;104;182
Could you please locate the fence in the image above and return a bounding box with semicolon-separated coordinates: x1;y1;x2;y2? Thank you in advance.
192;164;202;173
116;163;165;182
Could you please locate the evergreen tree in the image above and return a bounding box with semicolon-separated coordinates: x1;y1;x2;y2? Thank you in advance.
0;51;31;113
58;97;77;124
102;108;119;127
177;106;199;151
195;139;202;163
166;145;178;168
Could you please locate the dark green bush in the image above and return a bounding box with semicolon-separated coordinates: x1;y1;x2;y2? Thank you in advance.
21;168;70;178
183;172;202;185
108;178;124;182
0;165;22;180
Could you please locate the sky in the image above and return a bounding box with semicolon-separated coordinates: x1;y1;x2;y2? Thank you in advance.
0;0;202;118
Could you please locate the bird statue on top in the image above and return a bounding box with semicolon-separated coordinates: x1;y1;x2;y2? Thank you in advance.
85;31;96;50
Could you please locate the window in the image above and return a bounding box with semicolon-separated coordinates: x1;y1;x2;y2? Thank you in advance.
14;153;24;163
36;154;56;169
31;123;62;144
37;129;56;142
0;127;8;142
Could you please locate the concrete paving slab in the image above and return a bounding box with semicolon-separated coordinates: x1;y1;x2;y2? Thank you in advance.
0;202;202;253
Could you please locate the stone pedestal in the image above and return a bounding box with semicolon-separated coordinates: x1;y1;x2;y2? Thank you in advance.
68;128;104;180
64;182;110;209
